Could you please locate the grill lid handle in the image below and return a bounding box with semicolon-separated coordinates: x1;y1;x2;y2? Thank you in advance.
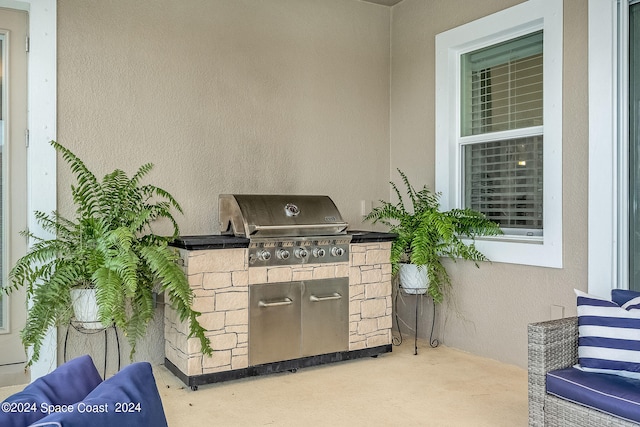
250;223;348;235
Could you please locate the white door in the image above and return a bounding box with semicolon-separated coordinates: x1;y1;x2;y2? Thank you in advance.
0;7;29;386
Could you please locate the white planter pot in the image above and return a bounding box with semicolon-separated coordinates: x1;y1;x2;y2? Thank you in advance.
398;264;428;295
70;288;103;329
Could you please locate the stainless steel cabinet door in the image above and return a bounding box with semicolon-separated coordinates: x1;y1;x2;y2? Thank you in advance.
249;282;302;366
301;278;349;357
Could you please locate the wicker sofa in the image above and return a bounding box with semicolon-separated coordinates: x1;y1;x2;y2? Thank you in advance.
528;316;639;426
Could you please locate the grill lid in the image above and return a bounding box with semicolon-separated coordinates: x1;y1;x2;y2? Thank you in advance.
219;194;348;238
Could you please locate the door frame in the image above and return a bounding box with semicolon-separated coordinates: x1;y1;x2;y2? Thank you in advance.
588;0;627;297
0;0;56;380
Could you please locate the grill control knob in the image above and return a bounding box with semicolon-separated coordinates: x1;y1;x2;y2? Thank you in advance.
257;249;271;261
276;249;290;260
330;247;345;257
294;248;308;259
312;248;326;258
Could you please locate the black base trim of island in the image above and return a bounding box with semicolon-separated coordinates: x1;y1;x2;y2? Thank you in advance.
165;344;392;391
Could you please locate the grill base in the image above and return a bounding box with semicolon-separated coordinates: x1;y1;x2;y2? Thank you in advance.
165;345;392;391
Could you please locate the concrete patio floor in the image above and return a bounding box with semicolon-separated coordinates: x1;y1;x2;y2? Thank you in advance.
0;339;528;426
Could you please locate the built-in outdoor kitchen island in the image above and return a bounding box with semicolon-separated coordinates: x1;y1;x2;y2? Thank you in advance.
164;195;395;390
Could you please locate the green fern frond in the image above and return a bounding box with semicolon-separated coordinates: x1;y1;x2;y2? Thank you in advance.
389;180;407;216
124;286;156;360
145;185;184;215
129;163;154;187
50;141;102;220
93;267;127;328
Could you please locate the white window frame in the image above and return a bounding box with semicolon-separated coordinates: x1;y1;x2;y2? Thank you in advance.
587;0;629;297
435;0;563;268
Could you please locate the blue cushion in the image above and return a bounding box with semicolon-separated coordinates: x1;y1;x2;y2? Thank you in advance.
547;367;640;423
612;289;640;306
575;289;640;379
32;362;168;427
0;355;102;427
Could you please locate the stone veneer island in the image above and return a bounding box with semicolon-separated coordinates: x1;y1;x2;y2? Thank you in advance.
164;232;395;390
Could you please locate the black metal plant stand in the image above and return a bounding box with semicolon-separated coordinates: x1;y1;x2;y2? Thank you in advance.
414;292;419;355
63;319;121;379
393;285;439;355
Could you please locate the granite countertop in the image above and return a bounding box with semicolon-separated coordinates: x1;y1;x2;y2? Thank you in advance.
347;230;397;243
169;234;250;250
169;230;396;250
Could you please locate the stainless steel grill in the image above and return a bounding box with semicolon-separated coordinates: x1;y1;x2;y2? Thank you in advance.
219;194;351;266
219;194;351;366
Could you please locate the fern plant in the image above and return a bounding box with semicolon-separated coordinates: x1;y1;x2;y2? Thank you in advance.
4;140;212;366
364;169;503;303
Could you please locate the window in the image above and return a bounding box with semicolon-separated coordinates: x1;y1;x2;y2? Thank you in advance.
435;0;562;268
461;31;544;236
464;136;543;235
460;31;543;137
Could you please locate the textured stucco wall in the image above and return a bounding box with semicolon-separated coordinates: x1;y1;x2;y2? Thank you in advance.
57;0;391;234
57;0;391;366
390;0;588;368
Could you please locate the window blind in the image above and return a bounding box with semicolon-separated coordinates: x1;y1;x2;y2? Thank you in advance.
460;30;544;236
463;136;543;234
461;31;543;136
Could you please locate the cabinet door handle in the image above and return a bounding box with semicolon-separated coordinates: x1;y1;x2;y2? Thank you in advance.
258;298;293;307
310;293;342;302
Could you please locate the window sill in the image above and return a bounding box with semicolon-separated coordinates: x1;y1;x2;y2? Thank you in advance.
473;235;544;245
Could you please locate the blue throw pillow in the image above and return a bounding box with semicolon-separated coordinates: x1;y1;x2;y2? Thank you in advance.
576;289;640;379
611;289;640;306
0;355;102;427
32;362;168;427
